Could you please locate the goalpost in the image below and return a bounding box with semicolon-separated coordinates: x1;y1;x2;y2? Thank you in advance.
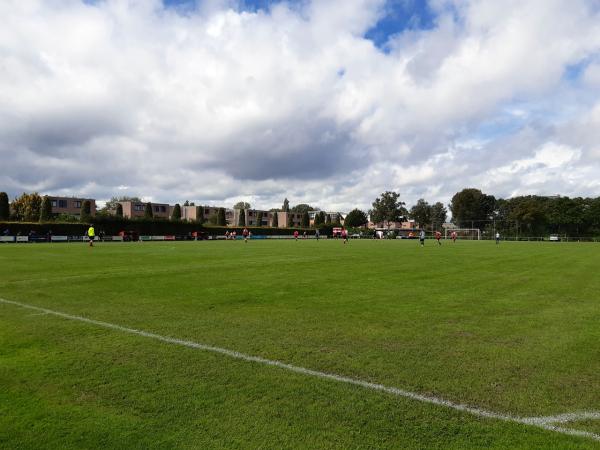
444;228;481;240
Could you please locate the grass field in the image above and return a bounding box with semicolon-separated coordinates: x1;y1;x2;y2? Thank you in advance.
1;239;599;449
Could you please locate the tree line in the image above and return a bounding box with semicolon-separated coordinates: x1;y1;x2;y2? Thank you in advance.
3;189;600;236
0;193;94;223
449;188;600;237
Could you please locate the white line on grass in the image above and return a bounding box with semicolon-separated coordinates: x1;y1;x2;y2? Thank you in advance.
1;297;598;443
524;411;600;425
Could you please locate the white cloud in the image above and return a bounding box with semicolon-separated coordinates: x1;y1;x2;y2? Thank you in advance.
1;0;600;211
583;63;600;87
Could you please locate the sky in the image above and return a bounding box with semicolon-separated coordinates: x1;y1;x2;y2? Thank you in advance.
1;0;600;211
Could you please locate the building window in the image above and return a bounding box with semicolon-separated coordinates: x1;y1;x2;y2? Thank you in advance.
160;206;166;213
134;204;144;211
205;209;210;214
74;201;82;208
51;200;57;207
58;200;68;208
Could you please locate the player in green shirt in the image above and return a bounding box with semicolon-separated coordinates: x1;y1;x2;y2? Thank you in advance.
87;224;95;247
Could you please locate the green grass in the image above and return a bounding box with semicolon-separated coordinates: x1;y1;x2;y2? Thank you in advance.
1;239;599;449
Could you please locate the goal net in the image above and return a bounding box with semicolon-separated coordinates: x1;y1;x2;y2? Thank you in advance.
444;228;481;240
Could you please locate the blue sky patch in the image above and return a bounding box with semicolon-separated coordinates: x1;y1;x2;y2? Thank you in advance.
163;0;292;13
161;0;439;50
364;0;437;50
563;59;590;83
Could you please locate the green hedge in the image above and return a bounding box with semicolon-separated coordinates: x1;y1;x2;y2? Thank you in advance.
0;220;319;237
203;226;315;236
0;221;87;236
91;217;202;235
0;218;203;236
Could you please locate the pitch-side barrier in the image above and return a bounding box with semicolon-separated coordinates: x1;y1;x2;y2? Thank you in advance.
0;235;329;243
3;235;600;243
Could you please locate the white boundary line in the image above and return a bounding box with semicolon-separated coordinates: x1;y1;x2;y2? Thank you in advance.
525;411;600;425
1;297;598;442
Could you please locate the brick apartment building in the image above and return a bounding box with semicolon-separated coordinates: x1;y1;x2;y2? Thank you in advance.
118;201;170;219
232;209;306;228
49;196;96;218
113;201;317;228
308;211;344;226
368;219;417;229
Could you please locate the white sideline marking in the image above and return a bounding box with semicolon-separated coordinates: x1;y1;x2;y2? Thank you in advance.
524;411;600;425
1;297;599;442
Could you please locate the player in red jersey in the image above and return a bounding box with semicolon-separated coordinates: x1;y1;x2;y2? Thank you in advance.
451;231;457;243
242;228;249;243
293;230;299;241
341;227;348;244
435;230;442;246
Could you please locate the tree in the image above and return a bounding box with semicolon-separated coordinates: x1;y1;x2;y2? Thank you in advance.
301;211;310;227
272;211;279;227
256;211;263;226
115;203;123;217
282;198;290;212
370;191;407;228
291;203;315;214
430;202;447;231
40;196;52;222
217;208;226;226
238;208;246;226
325;213;332;225
450;188;495;228
234;201;251;210
333;213;342;225
183;200;194;206
102;196;142;213
508;197;546;235
80;200;92;223
0;192;9;221
172;203;181;221
344;209;368;227
314;211;324;227
546;196;584;235
144;202;153;219
11;192;42;221
207;213;218;225
196;206;204;224
584;197;600;234
410;199;431;228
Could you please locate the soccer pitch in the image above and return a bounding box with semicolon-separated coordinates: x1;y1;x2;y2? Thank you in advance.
1;240;599;449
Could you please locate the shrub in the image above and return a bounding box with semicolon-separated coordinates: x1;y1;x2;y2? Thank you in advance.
0;192;9;221
39;196;52;222
301;211;310;227
144;202;153;219
217;208;226;226
172;204;181;221
80;200;92;223
11;192;42;221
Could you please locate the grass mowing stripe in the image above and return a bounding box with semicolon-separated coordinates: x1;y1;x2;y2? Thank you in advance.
1;296;598;443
